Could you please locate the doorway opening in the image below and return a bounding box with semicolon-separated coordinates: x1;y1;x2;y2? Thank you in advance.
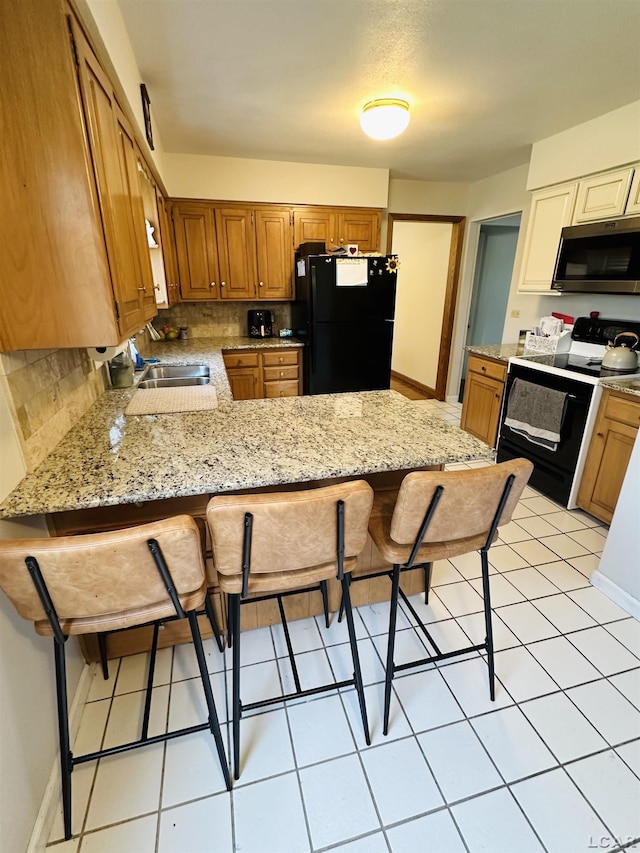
459;213;521;401
387;214;466;401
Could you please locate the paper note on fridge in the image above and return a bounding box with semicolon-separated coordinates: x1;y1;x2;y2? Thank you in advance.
336;258;368;286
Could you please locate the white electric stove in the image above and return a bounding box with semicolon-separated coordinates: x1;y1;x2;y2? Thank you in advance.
497;316;640;508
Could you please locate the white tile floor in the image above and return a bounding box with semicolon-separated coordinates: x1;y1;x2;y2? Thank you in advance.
45;403;640;853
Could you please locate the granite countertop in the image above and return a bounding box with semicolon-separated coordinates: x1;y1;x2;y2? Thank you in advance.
600;377;640;397
465;343;525;363
0;337;493;519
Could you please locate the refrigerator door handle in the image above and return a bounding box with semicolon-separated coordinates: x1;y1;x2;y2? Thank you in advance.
383;318;394;322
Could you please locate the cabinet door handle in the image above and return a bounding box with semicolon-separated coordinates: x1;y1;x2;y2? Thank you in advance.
137;285;146;291
210;281;216;288
221;281;226;287
259;281;264;287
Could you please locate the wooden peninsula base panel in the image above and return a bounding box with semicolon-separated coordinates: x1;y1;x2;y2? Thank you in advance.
47;470;435;665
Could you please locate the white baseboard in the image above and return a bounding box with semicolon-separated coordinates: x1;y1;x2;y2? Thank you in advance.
27;662;95;853
446;394;461;405
591;570;640;620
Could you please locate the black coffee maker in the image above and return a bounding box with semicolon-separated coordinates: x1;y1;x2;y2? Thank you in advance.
248;309;272;338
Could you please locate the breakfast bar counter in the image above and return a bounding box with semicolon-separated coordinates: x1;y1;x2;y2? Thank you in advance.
0;338;493;658
0;338;493;520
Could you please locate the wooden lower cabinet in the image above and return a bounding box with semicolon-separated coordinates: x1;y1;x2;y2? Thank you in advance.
223;347;302;399
460;354;507;447
577;389;640;524
221;350;261;400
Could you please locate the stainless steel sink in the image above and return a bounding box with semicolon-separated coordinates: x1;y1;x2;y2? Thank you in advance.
137;363;210;389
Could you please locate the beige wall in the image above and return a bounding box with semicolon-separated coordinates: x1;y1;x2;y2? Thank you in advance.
0;383;84;852
163;153;389;208
527;100;640;190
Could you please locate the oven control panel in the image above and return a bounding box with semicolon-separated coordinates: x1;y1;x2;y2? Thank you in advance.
572;316;640;346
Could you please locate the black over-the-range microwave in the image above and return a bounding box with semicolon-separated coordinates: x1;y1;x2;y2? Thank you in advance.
552;215;640;294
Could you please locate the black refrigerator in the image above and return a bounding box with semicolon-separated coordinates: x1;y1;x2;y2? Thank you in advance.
292;244;398;395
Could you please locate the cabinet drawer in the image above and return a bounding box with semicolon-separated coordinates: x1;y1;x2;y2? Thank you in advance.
264;365;299;381
603;393;640;428
262;349;299;367
223;351;260;369
264;380;299;398
467;355;507;383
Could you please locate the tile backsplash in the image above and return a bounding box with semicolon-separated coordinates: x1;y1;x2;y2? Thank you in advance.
155;301;292;338
0;348;106;472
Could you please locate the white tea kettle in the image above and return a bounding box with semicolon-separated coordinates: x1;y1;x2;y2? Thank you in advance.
602;332;639;372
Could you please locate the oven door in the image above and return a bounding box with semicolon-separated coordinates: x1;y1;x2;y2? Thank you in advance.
496;363;594;506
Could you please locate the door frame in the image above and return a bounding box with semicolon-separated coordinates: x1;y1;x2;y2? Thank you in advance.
387;213;466;401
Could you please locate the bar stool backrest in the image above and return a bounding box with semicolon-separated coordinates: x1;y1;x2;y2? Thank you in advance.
390;459;534;546
0;515;206;635
207;480;373;578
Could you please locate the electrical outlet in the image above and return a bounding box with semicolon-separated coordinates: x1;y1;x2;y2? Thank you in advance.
510;309;521;319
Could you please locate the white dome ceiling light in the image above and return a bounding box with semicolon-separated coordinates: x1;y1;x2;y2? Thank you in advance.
359;99;410;140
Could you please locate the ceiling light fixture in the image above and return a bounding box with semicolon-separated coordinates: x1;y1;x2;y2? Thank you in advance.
360;99;410;140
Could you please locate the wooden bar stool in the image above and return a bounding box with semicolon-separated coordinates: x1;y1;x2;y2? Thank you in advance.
206;480;374;779
0;515;232;841
357;459;533;733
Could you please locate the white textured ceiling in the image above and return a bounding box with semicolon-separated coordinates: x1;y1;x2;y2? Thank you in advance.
117;0;640;182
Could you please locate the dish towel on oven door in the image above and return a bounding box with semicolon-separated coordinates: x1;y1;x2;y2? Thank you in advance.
504;378;568;451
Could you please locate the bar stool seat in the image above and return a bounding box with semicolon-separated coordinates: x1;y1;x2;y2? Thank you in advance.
206;480;374;779
0;515;231;840
359;459;533;733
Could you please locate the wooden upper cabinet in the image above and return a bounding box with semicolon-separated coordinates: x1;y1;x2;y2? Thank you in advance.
172;202;220;300
73;19;154;336
0;0;121;350
293;207;381;252
255;207;294;299
337;210;381;251
215;207;257;299
293;208;338;250
157;195;180;305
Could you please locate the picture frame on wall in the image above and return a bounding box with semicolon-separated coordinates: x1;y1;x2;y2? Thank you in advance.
140;83;154;150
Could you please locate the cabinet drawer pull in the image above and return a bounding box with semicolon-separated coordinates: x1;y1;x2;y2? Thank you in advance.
481;365;486;372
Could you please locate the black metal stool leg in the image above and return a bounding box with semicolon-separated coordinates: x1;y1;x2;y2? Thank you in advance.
187;610;232;790
480;549;496;701
204;593;225;653
230;593;242;780
423;562;432;604
341;574;370;745
320;579;330;629
54;639;73;840
383;564;401;736
97;632;109;680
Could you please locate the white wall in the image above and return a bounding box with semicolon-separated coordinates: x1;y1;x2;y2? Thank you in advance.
592;430;640;614
0;382;84;851
527;100;640;190
163;153;389;208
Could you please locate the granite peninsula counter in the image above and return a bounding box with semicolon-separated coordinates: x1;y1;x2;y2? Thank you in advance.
0;338;493;520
